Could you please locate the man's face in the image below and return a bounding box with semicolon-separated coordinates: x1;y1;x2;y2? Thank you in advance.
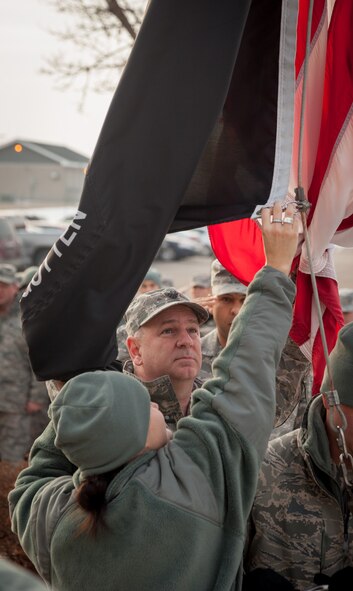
0;281;18;310
138;279;160;294
191;285;210;299
212;292;246;346
128;304;202;383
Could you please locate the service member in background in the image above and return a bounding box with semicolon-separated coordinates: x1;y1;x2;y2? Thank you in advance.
200;259;247;378
246;322;353;589
0;264;45;463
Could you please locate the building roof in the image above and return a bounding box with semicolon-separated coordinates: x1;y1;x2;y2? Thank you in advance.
0;139;89;166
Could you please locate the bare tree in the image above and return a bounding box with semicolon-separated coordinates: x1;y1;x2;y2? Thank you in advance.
43;0;146;106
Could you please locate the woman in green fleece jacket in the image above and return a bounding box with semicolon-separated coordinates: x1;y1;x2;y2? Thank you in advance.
9;203;298;591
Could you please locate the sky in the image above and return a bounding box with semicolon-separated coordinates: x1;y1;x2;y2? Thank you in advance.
0;0;117;157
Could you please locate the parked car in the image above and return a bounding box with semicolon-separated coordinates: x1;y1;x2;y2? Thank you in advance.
177;228;212;256
15;220;66;267
155;234;200;261
0;217;28;269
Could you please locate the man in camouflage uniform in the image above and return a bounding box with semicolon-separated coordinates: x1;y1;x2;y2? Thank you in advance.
246;322;353;589
200;260;312;437
190;273;211;300
17;265;50;443
200;259;247;378
340;287;353;325
0;264;46;463
123;288;208;430
189;273;215;337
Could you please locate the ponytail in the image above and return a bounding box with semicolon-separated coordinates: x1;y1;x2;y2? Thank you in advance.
76;471;116;536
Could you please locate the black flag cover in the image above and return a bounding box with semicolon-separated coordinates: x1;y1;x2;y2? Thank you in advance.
21;0;298;380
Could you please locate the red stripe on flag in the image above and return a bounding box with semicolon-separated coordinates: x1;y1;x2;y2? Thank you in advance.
338;212;353;232
308;0;353;223
290;271;344;394
295;0;325;78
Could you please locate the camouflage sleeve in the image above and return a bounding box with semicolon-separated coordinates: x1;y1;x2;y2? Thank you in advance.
274;337;312;429
0;317;32;412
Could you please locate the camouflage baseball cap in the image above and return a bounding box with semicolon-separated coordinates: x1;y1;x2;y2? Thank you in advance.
0;263;18;285
339;288;353;313
125;287;209;335
211;260;247;297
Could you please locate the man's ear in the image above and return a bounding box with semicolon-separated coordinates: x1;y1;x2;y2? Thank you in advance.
126;336;143;366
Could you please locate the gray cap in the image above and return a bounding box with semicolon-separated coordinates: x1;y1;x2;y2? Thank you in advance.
339;288;353;313
191;273;211;289
125;287;209;336
49;371;151;478
0;264;18;285
143;266;162;287
211;260;247;297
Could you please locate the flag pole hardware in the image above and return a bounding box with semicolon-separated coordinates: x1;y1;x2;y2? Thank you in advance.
293;187;311;213
254;200;306;220
337;426;353;487
318;390;353;486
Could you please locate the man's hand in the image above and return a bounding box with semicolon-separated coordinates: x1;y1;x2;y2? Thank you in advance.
191;294;216;314
260;202;300;276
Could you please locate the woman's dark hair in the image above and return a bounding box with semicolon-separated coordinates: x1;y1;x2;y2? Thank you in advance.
76;469;122;536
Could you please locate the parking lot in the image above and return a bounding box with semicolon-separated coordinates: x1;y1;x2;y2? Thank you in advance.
1;206;352;291
156;247;353;293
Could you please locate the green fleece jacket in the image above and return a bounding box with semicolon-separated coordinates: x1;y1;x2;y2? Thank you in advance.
9;266;295;591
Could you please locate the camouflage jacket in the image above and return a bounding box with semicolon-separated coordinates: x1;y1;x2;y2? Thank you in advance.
0;304;46;413
271;336;312;438
200;328;222;380
123;360;202;431
246;395;353;589
200;316;216;338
